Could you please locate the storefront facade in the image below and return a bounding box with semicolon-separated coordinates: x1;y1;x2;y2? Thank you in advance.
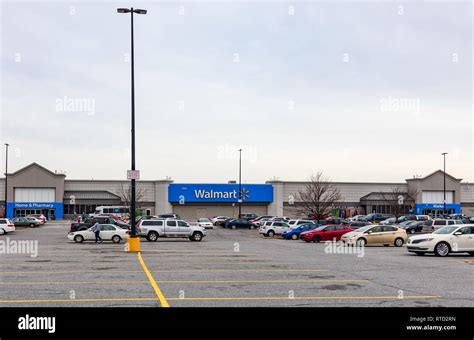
0;163;473;219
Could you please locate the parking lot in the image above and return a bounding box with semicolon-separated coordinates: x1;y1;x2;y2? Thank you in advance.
0;221;473;307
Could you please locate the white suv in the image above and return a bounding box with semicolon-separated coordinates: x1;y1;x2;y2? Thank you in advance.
259;221;291;237
424;219;457;232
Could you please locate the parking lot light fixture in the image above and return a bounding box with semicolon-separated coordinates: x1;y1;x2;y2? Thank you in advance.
442;152;448;216
117;7;147;249
238;149;242;218
4;143;9;218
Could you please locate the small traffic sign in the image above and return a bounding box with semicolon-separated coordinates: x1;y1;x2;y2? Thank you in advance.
127;170;140;180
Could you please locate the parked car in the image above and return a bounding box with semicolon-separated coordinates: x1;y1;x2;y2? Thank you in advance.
398;221;424;234
347;221;371;230
197;218;214;229
380;217;396;225
423;219;457;232
226;219;257;230
341;225;408;247
213;216;231;226
27;214;47;224
268;216;290;222
259;221;291;237
282;223;321;240
319;217;346;225
70;217;130;232
407;225;474;257
249;215;274;226
240;213;258;220
138;218;206;242
158;213;180;219
0;218;15;235
67;224;129;243
365;213;393;223
287;219;315;228
300;225;352;243
348;215;367;222
12;217;41;228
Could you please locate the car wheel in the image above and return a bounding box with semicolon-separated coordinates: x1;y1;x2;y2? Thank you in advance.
394;238;404;247
313;235;321;243
74;235;84;243
291;233;298;240
192;232;203;242
29;223;35;228
409;229;415;234
250;225;255;230
112;235;121;244
147;231;159;242
356;238;366;247
267;230;275;237
415;252;426;256
434;242;450;257
231;225;236;230
0;228;5;235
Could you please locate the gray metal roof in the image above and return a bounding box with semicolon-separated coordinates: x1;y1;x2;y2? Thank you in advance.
63;191;120;200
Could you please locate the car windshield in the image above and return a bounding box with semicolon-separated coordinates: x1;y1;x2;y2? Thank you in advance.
198;218;210;222
433;226;458;234
355;226;373;233
314;226;326;231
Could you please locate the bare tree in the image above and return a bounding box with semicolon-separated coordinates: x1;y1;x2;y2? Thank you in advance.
380;188;418;220
291;172;342;223
116;183;147;208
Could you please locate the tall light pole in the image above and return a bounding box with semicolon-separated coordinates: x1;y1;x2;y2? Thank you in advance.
4;143;9;218
442;152;448;216
238;149;242;218
117;7;147;244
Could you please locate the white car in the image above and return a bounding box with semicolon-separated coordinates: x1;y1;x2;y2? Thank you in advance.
348;215;366;222
67;224;129;243
407;225;474;257
197;218;213;229
0;218;15;235
287;219;315;228
259;221;291;237
380;217;396;225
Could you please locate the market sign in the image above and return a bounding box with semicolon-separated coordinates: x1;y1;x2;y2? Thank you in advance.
168;184;273;203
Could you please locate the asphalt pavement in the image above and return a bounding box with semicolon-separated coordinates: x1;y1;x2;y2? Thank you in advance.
0;221;472;307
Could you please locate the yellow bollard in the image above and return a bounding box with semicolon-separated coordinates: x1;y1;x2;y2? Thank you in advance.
127;237;140;252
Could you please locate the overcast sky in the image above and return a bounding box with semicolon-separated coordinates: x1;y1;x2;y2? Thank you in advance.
1;1;472;183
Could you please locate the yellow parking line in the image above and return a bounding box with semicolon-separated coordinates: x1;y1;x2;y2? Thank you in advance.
167;295;442;301
0;295;442;304
0;269;328;275
137;252;170;308
0;279;368;285
0;270;144;275
0;297;157;303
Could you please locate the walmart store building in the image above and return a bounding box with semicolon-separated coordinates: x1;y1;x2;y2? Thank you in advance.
0;163;473;220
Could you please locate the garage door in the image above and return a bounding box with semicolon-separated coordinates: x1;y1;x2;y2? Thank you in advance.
14;188;55;202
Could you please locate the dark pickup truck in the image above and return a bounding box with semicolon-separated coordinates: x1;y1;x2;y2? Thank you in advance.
70;217;130;232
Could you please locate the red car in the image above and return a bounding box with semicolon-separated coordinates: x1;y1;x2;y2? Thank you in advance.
300;224;352;243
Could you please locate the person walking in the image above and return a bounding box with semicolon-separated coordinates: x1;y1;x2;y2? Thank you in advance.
91;222;102;244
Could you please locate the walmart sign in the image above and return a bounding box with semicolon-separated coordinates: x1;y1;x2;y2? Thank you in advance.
168;184;273;203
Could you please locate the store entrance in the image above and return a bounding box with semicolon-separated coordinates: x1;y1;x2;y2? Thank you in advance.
422;208;455;218
14;208;56;219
